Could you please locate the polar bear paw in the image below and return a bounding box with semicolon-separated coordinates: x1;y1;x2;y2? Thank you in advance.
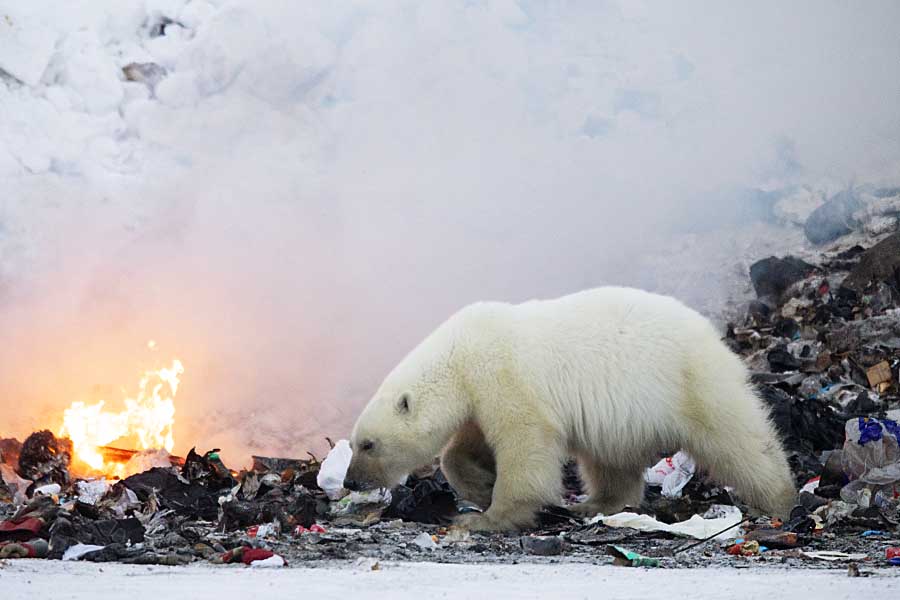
454;509;535;532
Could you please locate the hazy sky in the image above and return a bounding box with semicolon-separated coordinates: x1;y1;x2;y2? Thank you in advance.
1;0;899;463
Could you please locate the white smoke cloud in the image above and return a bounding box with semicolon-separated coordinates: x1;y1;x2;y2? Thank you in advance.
1;0;898;464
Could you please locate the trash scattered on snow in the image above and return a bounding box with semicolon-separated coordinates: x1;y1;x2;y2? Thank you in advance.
607;545;660;567
644;452;696;498
840;417;900;507
354;557;382;571
0;538;49;558
802;551;869;562
221;546;287;567
589;505;744;541
520;535;563;556
727;539;761;556
62;543;106;561
317;440;352;500
413;531;438;550
249;554;286;568
0;187;899;572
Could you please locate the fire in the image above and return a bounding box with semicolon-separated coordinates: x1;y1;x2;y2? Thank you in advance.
59;359;184;477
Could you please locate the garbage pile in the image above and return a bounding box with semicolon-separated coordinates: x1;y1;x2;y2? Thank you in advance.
0;427;734;567
713;186;900;567
728;219;900;500
2;186;900;570
0;430;479;566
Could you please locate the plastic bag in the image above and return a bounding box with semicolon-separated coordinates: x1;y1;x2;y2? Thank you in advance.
317;439;352;500
840;417;900;507
644;451;696;498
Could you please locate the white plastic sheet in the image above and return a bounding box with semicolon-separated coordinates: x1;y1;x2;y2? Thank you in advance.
588;504;743;541
63;544;105;561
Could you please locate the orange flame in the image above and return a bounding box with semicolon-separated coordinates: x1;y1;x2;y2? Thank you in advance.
59;359;183;477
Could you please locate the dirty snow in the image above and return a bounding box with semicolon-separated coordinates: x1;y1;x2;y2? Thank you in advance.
0;560;900;600
2;559;899;600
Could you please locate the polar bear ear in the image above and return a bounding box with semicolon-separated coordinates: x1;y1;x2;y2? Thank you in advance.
396;392;411;414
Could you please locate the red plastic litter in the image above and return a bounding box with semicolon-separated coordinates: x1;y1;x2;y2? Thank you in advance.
887;547;900;560
0;517;44;542
295;524;326;535
241;548;275;564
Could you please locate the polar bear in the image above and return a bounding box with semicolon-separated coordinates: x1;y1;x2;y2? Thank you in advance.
344;287;796;531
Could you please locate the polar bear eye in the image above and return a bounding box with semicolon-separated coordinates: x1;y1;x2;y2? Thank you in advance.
360;440;375;452
397;393;410;414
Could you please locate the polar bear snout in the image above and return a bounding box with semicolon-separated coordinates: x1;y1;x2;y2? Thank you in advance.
342;466;371;491
342;476;364;491
343;456;387;491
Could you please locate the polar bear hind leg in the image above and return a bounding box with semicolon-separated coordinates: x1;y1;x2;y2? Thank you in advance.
572;456;646;516
680;365;796;518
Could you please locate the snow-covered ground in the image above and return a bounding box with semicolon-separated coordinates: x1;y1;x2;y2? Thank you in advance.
2;1;899;461
2;559;898;600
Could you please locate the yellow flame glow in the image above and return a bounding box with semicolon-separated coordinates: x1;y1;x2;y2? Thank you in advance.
60;359;183;476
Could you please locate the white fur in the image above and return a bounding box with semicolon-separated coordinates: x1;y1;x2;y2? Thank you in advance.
347;287;795;531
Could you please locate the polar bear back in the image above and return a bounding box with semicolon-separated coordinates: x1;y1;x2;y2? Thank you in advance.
452;287;750;463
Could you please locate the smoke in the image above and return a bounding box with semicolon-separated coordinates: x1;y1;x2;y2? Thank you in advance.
1;0;899;464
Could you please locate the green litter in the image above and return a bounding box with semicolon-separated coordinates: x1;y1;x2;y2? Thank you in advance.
606;545;660;567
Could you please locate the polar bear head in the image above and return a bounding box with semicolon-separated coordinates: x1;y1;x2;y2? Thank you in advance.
343;322;470;491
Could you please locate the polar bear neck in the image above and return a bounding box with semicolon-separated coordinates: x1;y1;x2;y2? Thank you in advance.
392;312;476;453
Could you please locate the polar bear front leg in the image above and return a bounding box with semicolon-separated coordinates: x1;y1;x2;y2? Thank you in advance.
441;421;496;509
456;422;565;531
